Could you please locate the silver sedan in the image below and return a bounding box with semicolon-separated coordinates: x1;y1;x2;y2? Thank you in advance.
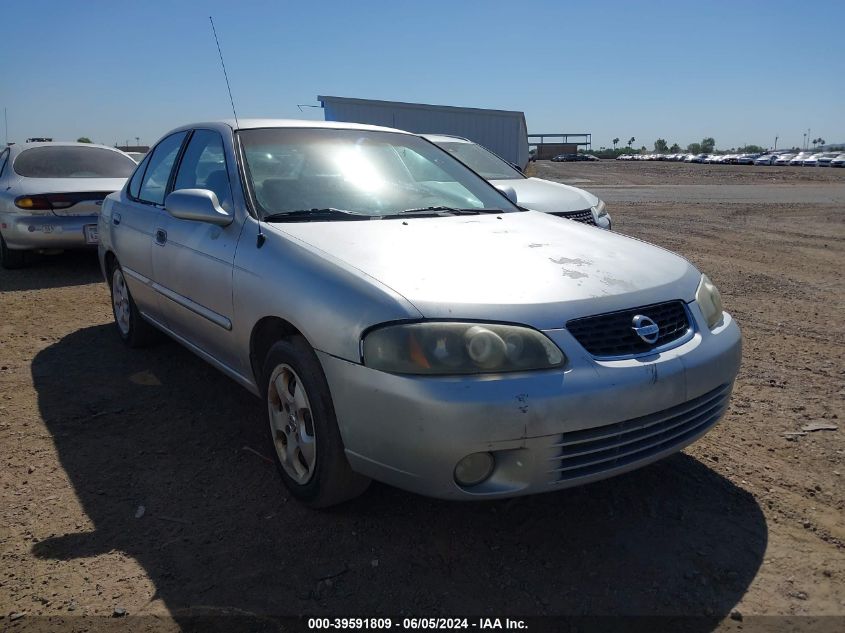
0;142;136;268
99;119;741;507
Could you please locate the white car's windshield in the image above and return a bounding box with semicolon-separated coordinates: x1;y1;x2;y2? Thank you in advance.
433;141;524;181
238;128;520;220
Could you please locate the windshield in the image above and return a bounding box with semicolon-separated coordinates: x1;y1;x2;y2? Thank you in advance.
435;141;524;180
14;146;137;178
238;128;520;219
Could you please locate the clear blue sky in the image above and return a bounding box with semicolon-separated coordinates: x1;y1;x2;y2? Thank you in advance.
2;0;842;151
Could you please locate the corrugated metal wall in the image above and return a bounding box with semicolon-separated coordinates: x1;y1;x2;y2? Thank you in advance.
319;96;529;168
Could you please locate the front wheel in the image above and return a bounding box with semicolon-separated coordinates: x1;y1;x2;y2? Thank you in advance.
262;337;370;507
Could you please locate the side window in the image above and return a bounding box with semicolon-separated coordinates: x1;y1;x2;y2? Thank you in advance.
138;131;188;205
173;130;232;211
0;149;9;178
127;153;152;199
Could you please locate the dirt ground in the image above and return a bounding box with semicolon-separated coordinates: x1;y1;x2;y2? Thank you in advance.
1;161;843;631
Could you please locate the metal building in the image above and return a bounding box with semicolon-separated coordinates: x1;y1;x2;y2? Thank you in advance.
318;95;530;168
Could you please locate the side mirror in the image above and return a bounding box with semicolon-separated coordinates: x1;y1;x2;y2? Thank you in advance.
164;189;232;226
495;185;518;205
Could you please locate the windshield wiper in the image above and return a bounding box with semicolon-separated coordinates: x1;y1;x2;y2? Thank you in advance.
263;208;373;222
382;206;505;219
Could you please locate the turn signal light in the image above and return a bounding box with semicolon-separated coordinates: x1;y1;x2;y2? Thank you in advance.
14;196;53;211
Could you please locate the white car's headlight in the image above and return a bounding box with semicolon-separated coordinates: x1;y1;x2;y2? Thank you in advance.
591;199;608;221
696;274;724;329
362;322;565;375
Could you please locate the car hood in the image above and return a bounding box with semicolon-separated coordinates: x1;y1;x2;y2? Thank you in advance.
491;177;599;213
271;211;700;329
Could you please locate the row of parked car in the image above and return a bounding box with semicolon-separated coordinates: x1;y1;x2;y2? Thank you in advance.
618;150;845;166
0;120;741;508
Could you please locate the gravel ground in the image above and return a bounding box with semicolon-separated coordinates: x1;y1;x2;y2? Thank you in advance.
1;161;843;631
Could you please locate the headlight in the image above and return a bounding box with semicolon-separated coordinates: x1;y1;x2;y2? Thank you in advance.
362;322;565;375
591;199;608;220
696;274;724;329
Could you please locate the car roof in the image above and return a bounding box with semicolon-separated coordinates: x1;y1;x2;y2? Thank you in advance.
163;118;412;137
8;141;130;156
421;134;473;144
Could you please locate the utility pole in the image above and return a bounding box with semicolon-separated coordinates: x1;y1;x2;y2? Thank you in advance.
774;135;778;151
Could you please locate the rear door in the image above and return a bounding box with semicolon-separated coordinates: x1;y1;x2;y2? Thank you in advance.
153;128;242;368
108;131;189;325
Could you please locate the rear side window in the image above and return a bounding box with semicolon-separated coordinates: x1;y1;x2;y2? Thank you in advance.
0;149;9;178
173;130;232;210
14;146;136;178
128;153;152;199
138;132;188;205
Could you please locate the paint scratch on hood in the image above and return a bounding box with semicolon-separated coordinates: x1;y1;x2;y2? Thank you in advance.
550;256;590;266
561;269;589;279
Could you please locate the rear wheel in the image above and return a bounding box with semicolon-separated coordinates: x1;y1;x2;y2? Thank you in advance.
0;234;28;269
262;336;370;507
110;262;158;347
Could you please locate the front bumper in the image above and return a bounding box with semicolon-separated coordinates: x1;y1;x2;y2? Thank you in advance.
0;213;99;250
318;304;741;500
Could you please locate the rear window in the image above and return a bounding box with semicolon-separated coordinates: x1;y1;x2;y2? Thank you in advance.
14;146;137;178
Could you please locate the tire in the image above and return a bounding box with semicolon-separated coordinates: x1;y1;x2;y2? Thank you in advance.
109;261;159;347
262;336;370;507
0;233;29;269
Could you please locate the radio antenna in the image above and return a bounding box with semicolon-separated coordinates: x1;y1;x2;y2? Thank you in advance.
209;16;239;128
209;17;265;247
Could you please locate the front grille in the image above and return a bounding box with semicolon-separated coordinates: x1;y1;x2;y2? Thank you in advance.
548;383;731;482
551;209;596;225
567;300;691;358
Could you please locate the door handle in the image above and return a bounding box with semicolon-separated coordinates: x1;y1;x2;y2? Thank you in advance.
112;213;121;225
155;228;167;245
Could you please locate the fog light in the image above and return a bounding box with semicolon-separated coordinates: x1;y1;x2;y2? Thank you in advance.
454;452;495;487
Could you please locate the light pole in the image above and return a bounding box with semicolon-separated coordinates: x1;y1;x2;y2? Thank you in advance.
803;132;807;150
774;135;778;151
135;136;140;147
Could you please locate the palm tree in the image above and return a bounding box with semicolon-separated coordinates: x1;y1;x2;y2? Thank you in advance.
627;137;635;148
612;137;619;150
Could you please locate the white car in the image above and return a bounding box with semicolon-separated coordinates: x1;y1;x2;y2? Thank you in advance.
830;154;845;168
424;135;611;229
774;153;796;165
0;142;136;268
816;153;842;167
802;153;825;167
754;154;779;165
789;153;813;166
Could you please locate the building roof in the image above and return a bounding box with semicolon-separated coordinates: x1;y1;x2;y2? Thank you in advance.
318;96;525;119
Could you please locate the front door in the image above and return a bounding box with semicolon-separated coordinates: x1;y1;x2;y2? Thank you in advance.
153;129;243;370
